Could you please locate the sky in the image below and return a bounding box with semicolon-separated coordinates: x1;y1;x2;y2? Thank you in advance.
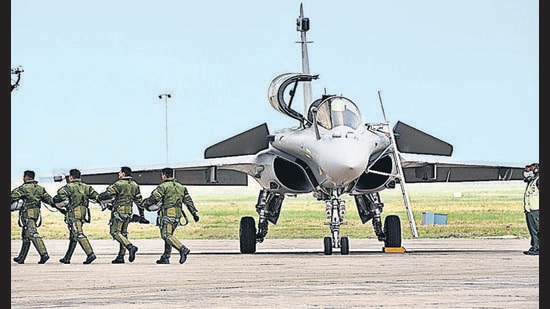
11;0;538;182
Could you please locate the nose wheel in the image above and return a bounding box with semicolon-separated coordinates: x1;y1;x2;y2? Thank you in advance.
323;236;349;255
323;193;350;255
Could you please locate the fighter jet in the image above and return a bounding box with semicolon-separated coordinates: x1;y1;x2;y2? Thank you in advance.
59;4;524;255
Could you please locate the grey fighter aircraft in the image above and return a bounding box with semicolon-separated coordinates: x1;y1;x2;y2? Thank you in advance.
56;4;524;255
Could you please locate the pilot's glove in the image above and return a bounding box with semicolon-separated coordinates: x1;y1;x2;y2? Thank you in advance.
192;212;200;222
97;197;114;211
139;216;150;224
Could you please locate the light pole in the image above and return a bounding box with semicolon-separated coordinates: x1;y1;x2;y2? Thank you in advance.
158;93;171;163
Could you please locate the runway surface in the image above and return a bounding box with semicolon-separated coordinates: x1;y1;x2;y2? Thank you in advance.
11;238;539;308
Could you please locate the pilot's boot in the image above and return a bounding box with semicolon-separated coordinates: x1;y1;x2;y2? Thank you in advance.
127;244;138;262
38;254;50;264
31;235;48;261
179;246;191;264
156;256;170;264
60;239;77;264
14;240;31;264
59;256;71;264
83;253;96;264
13;257;25;264
111;255;125;264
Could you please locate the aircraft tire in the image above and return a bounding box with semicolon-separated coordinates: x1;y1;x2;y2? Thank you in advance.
340;236;349;255
239;216;257;254
323;237;332;255
383;215;402;248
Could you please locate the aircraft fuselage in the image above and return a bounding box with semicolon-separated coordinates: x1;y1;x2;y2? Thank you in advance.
270;120;390;191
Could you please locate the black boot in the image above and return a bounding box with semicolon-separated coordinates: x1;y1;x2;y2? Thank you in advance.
83;253;96;264
38;254;50;264
59;257;71;264
63;240;77;263
127;244;138;262
15;241;31;264
111;255;125;264
13;257;25;264
59;246;74;264
156;256;170;264
179;246;191;264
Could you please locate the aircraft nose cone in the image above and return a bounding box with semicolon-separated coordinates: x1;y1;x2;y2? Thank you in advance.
322;156;366;177
318;143;370;186
326;156;364;172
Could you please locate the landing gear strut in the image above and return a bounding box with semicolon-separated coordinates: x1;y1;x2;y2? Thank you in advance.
321;191;403;255
355;192;402;249
322;192;349;255
239;189;284;254
238;189;402;255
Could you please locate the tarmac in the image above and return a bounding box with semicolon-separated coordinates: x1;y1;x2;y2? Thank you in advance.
11;237;539;308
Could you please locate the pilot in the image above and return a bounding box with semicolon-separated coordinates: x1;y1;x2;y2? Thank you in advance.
522;163;539;255
11;170;53;264
140;167;199;264
97;166;142;263
53;168;100;264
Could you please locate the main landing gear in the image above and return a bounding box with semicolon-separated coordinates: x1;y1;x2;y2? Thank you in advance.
239;189;284;254
238;189;402;255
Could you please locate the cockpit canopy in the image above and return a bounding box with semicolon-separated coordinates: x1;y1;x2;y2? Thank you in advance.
307;96;362;130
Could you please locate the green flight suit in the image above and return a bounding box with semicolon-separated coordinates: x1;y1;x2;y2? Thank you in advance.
98;176;142;257
141;177;198;259
11;179;53;262
523;175;540;252
53;178;99;261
